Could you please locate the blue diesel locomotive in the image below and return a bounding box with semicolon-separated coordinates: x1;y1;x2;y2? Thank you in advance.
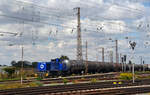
37;58;72;77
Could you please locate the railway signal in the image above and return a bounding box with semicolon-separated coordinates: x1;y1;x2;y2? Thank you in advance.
129;41;136;83
143;60;145;72
124;55;127;72
129;60;132;72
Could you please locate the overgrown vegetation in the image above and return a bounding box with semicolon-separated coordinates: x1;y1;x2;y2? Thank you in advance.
119;73;133;80
72;80;78;84
63;78;68;85
90;78;97;83
36;77;43;81
0;66;36;82
3;67;16;78
34;81;43;86
0;81;43;90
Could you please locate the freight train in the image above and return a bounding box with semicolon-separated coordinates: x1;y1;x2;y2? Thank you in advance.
37;58;149;77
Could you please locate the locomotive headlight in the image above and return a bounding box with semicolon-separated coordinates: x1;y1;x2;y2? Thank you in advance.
63;60;70;69
64;60;69;63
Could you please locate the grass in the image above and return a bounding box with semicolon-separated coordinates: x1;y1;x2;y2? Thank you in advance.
0;77;21;82
0;77;34;82
90;78;97;83
63;78;68;85
135;71;150;74
72;80;79;84
36;77;43;81
119;73;133;80
0;81;43;90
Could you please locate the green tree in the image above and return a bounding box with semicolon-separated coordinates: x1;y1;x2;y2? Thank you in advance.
3;67;16;78
11;60;17;66
32;62;38;68
11;61;32;68
60;55;69;60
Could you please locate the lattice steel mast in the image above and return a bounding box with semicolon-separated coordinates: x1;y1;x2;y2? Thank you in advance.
76;7;83;61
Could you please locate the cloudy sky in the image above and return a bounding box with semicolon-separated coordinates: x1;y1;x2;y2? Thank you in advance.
0;0;150;65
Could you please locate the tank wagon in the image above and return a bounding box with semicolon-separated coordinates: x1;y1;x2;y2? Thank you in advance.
37;58;149;77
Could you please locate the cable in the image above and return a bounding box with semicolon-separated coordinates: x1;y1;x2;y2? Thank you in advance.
0;14;76;29
0;31;18;35
13;0;75;17
13;0;145;20
79;0;145;15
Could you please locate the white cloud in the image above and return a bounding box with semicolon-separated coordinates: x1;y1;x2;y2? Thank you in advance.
0;0;149;65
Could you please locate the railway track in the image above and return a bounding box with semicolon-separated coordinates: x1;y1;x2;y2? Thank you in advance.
0;79;150;95
1;72;149;85
0;72;119;84
80;85;150;95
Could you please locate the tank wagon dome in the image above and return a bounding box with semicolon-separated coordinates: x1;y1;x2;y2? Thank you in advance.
69;60;84;63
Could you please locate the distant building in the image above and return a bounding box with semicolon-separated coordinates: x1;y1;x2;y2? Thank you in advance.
147;64;150;68
0;66;9;74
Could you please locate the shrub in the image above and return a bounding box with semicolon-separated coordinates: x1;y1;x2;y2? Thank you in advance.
0;73;8;79
0;83;27;90
119;73;133;80
28;82;38;87
0;82;43;90
91;78;97;83
63;78;68;85
34;81;43;87
3;67;16;78
72;80;78;84
36;77;42;81
81;78;85;80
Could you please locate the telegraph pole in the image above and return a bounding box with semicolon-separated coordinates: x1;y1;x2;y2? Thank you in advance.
21;21;24;85
20;21;24;84
21;45;24;85
102;47;104;62
85;41;88;74
76;7;83;61
115;40;119;64
140;56;142;71
110;51;113;63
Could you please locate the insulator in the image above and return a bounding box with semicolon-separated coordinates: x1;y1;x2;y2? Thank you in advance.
9;44;14;46
109;38;112;40
125;37;128;39
0;34;4;36
71;29;73;33
147;24;149;27
49;31;52;35
145;42;149;44
100;27;103;30
14;33;18;36
137;24;142;29
56;30;58;34
32;42;36;45
146;35;150;37
19;32;23;37
84;28;87;31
